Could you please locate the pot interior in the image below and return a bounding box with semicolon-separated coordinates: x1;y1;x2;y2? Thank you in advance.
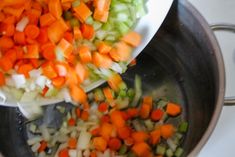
0;1;222;157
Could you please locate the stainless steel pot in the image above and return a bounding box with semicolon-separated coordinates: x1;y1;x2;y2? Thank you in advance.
0;0;225;157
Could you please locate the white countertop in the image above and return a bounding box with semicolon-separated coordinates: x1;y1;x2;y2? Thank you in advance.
188;0;235;156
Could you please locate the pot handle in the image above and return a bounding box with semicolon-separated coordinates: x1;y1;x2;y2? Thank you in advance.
211;23;235;105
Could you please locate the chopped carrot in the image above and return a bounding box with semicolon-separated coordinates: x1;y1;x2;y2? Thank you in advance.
100;115;110;124
93;137;107;152
91;127;100;136
93;9;109;23
160;124;175;139
0;72;5;86
68;118;76;126
143;96;153;106
0;12;5;22
4;48;17;63
151;109;164;121
41;86;49;97
108;138;121;151
58;148;69;157
80;23;95;40
75;62;88;83
131;131;149;143
73;26;83;40
100;122;113;140
166;102;181;116
81;110;89;121
0;36;14;49
37;28;48;44
0;57;13;72
78;45;92;63
52;77;65;88
73;2;92;23
103;87;113;102
14;31;25;44
150;129;161;144
55;62;68;77
93;52;113;69
57;38;73;58
41;61;58;79
2;15;15;25
126;108;139;118
121;111;130;121
66;67;78;85
30;59;41;68
48;0;62;19
121;31;142;47
69;84;87;103
24;9;40;25
1;23;15;37
38;140;47;152
98;102;109;113
41;42;56;60
124;137;134;146
129;59;137;67
97;41;112;54
17;63;34;78
90;151;97;157
107;73;123;91
40;13;56;27
110;110;125;128
61;2;72;11
63;31;73;43
109;41;132;62
139;103;152;119
47;19;68;43
26;37;37;44
24;24;40;39
94;0;111;11
3;6;25;18
68;137;77;149
74;107;80;118
24;44;39;59
132;142;151;157
14;46;24;59
117;126;131;140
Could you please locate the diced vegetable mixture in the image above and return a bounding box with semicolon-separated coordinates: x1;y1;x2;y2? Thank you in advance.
0;0;144;104
26;76;188;157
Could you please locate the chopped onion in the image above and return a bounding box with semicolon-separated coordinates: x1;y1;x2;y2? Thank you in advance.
69;150;77;157
27;136;43;145
62;88;72;103
36;76;47;89
29;69;42;78
12;74;26;88
40;124;51;141
16;17;29;32
77;131;91;150
111;63;123;74
31;142;41;153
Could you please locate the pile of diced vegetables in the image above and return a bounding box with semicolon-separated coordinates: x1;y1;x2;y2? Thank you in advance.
27;76;188;157
0;0;144;104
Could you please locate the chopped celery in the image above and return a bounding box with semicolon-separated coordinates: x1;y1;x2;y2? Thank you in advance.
63;11;73;20
178;121;188;133
118;89;127;98
119;82;127;91
127;151;137;157
45;87;58;97
131;75;142;107
93;21;103;30
175;147;184;157
158;99;168;108
144;119;154;131
119;144;128;155
10;88;24;100
156;145;166;155
116;98;129;109
72;0;80;8
127;88;135;100
166;148;174;157
94;88;105;102
134;0;147;18
86;16;94;25
70;18;80;28
117;22;130;35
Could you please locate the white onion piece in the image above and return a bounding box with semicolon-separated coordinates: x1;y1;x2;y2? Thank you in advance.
12;74;26;88
62;88;72;103
27;136;42;145
69;150;77;157
29;69;42;78
35;76;47;89
31;142;41;153
110;63;123;74
77;131;91;150
40;124;51;141
16;17;29;32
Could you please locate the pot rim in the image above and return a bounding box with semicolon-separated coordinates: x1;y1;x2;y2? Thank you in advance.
180;0;226;156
